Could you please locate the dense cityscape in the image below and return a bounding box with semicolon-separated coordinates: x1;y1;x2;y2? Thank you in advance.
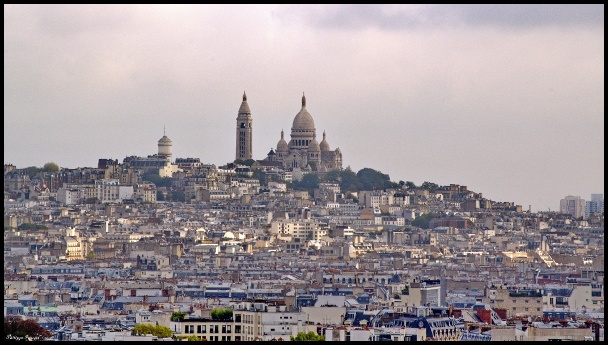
3;92;604;341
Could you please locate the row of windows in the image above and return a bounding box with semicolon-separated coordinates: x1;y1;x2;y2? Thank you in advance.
184;324;234;334
198;336;232;341
512;307;542;312
295;140;310;146
322;277;392;284
512;299;542;303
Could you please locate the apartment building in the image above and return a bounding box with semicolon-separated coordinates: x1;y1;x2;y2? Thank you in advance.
170;317;236;341
585;193;604;219
560;195;586;219
484;286;544;318
271;219;327;242
231;300;306;341
94;179;134;203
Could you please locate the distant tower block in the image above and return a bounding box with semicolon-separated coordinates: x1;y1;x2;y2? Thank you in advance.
158;129;173;162
236;91;253;160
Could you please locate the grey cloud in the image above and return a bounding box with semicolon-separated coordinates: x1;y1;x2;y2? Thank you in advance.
278;4;604;30
453;4;604;28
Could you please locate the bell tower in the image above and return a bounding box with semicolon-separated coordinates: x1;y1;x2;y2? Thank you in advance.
235;91;253;160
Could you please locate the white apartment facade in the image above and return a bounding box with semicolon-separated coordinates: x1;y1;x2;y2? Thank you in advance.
95;179;134;203
559;195;586;219
271;219;328;241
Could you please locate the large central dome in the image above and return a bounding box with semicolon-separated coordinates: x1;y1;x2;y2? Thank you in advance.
291;93;315;131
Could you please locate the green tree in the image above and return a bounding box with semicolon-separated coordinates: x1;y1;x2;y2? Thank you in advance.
4;316;53;341
142;171;172;187
325;169;361;192
251;169;264;185
405;181;416;189
23;166;41;179
290;331;325;341
325;169;342;183
42;162;58;172
156;191;165;201
170;312;186;322
131;324;172;338
292;173;319;192
412;212;435;229
420;181;440;192
356;167;394;190
43;162;60;172
171;190;186;202
243;159;256;166
210;307;233;321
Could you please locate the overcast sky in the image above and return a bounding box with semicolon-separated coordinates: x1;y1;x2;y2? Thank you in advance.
4;4;604;212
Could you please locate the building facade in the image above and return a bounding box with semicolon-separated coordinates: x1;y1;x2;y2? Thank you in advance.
560;195;586;219
585;193;604;219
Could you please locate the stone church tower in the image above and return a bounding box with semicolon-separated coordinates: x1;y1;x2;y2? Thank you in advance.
235;91;253;160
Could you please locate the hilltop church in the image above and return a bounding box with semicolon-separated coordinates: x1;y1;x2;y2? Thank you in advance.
235;92;343;171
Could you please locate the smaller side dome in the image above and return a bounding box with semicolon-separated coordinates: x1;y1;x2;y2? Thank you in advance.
276;129;288;151
308;133;320;152
320;130;330;151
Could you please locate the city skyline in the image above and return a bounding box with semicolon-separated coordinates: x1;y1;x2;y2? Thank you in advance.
4;4;604;212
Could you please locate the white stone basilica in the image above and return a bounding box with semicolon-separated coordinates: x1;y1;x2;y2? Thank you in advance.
270;93;342;171
235;92;343;171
